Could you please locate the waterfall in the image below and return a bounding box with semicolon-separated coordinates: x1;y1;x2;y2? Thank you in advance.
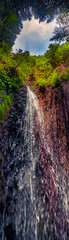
15;86;46;240
1;86;68;240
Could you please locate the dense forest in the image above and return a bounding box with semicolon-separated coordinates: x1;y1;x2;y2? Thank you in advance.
0;41;69;121
0;0;69;121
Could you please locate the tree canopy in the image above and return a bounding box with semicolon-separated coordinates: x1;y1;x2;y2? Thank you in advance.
50;12;69;42
0;0;69;45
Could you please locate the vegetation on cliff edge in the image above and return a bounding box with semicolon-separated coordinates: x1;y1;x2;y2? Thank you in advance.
0;41;69;121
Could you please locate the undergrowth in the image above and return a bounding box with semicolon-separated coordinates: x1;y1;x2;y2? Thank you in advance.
0;41;69;121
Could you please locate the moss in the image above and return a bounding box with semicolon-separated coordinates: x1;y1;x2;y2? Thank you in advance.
0;94;13;122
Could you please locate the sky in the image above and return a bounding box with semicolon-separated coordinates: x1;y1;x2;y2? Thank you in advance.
12;16;57;55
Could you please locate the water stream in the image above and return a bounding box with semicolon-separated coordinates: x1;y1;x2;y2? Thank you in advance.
1;86;68;240
15;86;46;240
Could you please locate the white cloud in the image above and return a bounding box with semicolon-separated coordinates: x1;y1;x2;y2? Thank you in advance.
12;16;57;55
21;16;56;37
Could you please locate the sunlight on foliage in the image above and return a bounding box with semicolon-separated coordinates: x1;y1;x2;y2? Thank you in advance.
0;41;69;120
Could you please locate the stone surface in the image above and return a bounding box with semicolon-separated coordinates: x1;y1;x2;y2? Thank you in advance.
0;83;69;240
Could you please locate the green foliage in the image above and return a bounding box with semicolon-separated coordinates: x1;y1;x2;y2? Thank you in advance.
55;42;69;64
0;41;69;120
58;69;69;81
0;0;69;46
50;12;69;42
44;42;69;67
0;94;13;121
44;44;59;67
0;1;18;45
0;44;24;94
34;78;47;87
0;43;24;120
29;42;69;88
0;41;12;53
0;64;23;94
66;67;69;74
51;72;60;87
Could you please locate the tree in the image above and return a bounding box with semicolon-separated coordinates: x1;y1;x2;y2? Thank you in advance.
50;12;69;42
0;1;69;46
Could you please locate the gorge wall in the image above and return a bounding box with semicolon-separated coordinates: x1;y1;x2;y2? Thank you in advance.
0;82;69;240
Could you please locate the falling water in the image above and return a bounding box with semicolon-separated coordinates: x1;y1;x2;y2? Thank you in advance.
15;86;46;240
1;86;68;240
14;87;69;240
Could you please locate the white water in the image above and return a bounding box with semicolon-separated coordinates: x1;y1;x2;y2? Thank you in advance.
15;86;46;240
16;87;68;240
1;86;68;240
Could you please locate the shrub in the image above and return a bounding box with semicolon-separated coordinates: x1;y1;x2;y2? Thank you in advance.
51;72;60;87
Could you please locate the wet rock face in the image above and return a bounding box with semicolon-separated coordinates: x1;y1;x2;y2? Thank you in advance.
0;83;69;240
0;86;27;240
36;82;69;239
37;82;69;164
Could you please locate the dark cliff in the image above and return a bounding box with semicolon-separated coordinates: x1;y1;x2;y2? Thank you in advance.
35;82;69;239
0;82;69;240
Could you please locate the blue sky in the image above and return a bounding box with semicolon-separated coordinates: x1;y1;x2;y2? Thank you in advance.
12;16;57;55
